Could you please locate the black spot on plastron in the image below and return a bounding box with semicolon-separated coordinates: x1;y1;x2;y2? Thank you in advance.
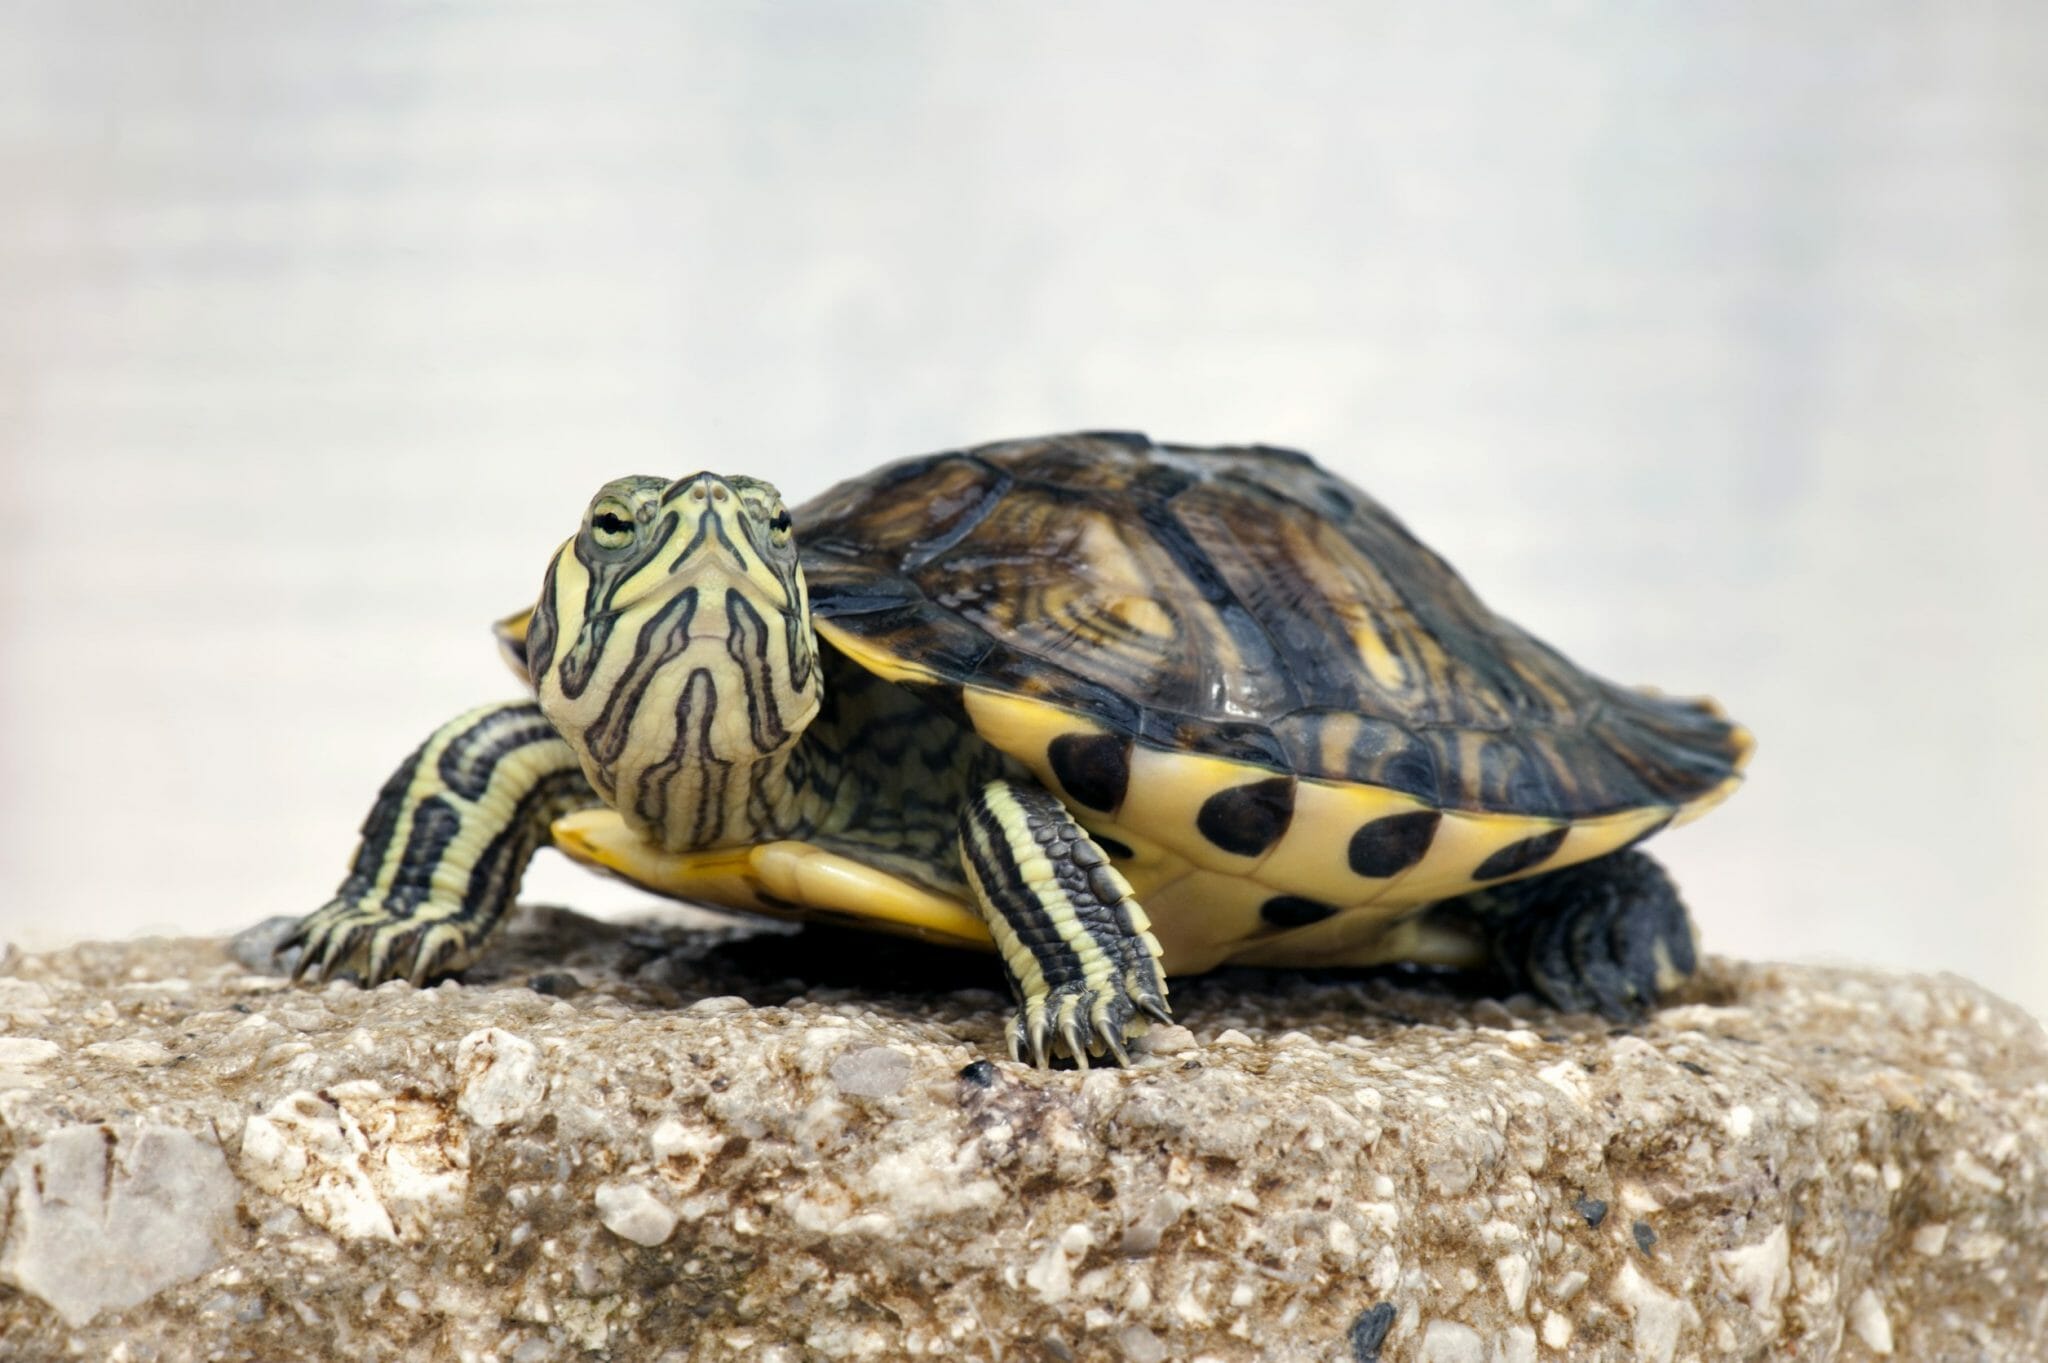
1575;1196;1608;1228
1473;827;1569;881
1196;776;1295;857
1348;1302;1397;1363
1092;834;1136;861
1047;733;1130;813
1260;895;1339;928
1346;810;1440;878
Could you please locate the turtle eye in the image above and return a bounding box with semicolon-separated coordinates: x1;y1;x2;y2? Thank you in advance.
591;506;635;550
768;507;793;543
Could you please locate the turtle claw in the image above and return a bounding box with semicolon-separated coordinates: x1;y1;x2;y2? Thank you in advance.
281;897;479;989
1008;976;1165;1070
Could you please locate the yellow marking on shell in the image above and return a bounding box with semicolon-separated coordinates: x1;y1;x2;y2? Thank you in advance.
958;686;1107;795
1670;773;1742;828
1254;777;1438;900
549;809;993;951
1350;621;1410;694
1671;715;1753;826
493;608;533;683
1376;809;1567;907
1111;594;1175;638
1116;744;1283;873
813;618;946;689
1549;804;1677;867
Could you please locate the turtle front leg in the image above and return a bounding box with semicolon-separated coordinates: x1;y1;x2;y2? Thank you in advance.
284;701;598;986
1431;849;1699;1019
957;778;1171;1068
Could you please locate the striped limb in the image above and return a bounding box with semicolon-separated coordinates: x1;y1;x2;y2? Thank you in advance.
284;701;597;985
958;778;1170;1069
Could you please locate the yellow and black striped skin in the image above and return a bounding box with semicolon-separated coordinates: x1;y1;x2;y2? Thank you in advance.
959;778;1170;1066
285;700;596;983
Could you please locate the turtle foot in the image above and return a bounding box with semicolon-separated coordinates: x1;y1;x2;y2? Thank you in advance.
281;896;483;988
1462;850;1698;1020
1006;975;1171;1070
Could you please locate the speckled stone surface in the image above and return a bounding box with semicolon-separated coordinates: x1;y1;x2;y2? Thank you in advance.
1;906;2043;1362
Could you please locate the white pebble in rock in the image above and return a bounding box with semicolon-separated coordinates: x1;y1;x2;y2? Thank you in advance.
595;1181;679;1247
830;1045;912;1097
456;1027;547;1129
0;1037;61;1067
1117;1323;1168;1363
1849;1287;1895;1355
1418;1320;1485;1363
1136;1024;1196;1056
0;1124;237;1326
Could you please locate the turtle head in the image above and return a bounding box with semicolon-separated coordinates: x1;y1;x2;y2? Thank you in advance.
529;472;822;848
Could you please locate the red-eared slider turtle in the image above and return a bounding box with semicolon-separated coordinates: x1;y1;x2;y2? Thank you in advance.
288;432;1751;1066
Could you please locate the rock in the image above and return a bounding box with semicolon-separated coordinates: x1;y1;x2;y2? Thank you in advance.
0;1123;237;1326
0;906;2044;1361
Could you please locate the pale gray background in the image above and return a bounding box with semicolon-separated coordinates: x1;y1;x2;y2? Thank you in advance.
3;5;2043;1016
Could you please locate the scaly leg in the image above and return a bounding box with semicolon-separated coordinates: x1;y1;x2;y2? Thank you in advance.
1429;849;1698;1019
957;778;1171;1068
284;701;597;984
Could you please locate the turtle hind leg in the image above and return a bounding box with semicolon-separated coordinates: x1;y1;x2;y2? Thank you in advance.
958;778;1170;1069
284;701;597;986
1432;849;1698;1020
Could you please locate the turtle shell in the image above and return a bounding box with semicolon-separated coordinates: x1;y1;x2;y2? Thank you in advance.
798;432;1750;913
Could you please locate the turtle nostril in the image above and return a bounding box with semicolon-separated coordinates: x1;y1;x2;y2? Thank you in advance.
690;483;708;502
711;484;728;502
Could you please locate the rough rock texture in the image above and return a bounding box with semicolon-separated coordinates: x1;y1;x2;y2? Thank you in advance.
1;906;2044;1362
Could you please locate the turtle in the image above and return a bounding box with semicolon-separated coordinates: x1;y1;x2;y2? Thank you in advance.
286;431;1752;1067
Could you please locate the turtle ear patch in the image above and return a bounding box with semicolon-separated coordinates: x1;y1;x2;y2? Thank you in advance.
1048;733;1131;812
1196;776;1295;857
1473;827;1569;880
1347;810;1440;878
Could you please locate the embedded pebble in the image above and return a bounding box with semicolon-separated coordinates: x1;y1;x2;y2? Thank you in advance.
829;1045;912;1097
594;1181;678;1247
1850;1287;1896;1354
0;1124;237;1326
82;1038;176;1066
1137;1024;1196;1055
455;1027;547;1128
0;1037;61;1067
